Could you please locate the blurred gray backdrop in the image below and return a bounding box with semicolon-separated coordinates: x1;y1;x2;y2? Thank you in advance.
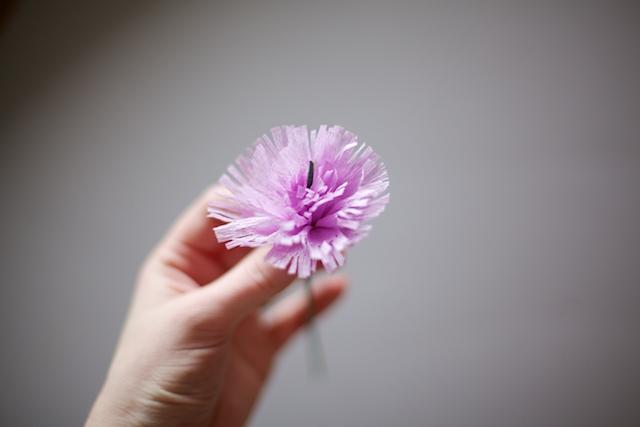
1;1;639;426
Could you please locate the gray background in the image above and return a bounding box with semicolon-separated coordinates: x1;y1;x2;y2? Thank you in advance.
1;1;639;426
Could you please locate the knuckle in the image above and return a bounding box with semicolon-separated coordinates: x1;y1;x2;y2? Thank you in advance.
170;299;231;339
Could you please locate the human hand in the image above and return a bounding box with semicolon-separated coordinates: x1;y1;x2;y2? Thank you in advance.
85;186;347;427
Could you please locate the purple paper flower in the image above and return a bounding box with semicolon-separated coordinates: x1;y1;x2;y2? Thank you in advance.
208;125;389;278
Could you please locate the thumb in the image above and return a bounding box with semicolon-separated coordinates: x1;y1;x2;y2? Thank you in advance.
190;247;298;325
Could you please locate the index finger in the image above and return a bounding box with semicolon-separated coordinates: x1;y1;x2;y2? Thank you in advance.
152;186;250;278
160;185;224;255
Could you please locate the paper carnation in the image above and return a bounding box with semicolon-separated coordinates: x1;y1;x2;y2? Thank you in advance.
208;125;389;278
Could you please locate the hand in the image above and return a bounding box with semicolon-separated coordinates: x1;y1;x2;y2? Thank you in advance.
86;186;347;427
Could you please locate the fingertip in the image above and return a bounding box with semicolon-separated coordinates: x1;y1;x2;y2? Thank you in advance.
309;274;348;312
316;273;348;295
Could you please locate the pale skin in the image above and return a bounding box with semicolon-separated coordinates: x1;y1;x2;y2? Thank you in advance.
86;186;347;427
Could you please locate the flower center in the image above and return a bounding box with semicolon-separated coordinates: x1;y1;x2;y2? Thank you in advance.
287;161;343;243
296;161;338;232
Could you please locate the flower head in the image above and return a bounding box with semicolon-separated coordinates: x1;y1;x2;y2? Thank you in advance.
208;125;389;278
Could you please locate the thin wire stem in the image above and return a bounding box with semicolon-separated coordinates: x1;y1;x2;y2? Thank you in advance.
303;275;326;375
